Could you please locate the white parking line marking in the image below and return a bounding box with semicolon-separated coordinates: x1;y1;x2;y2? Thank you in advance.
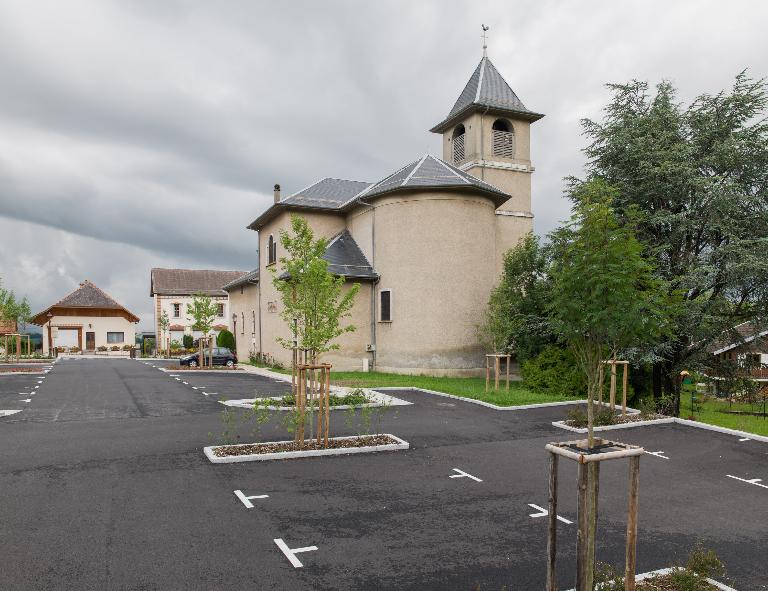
645;450;669;460
738;437;751;442
449;468;482;482
182;381;188;385
234;489;269;508
273;538;318;568
19;399;31;403
727;474;768;489
34;386;39;389
192;387;198;390
527;503;572;524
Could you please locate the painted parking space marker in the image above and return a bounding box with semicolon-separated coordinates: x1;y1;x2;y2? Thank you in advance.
19;399;31;403
450;468;482;482
528;503;572;524
738;437;751;442
182;381;189;385
727;474;768;490
645;450;669;460
234;489;269;508
273;538;318;568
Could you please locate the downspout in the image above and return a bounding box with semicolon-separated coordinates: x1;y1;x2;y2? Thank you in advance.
356;197;377;371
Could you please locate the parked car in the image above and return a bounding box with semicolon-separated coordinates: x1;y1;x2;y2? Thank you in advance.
180;347;237;368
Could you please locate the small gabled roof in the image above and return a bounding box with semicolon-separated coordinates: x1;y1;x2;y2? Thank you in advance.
31;280;140;325
150;268;246;297
355;154;510;206
222;269;259;292
322;230;377;280
248;178;370;230
430;56;544;133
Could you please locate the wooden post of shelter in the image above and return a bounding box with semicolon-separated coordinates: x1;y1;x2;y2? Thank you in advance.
610;354;618;411
622;363;629;418
544;438;643;591
485;356;490;392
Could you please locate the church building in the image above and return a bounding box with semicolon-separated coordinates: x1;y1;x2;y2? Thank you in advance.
229;53;544;375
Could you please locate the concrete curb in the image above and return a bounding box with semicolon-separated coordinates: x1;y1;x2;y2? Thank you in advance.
552;415;768;443
373;386;587;411
219;390;412;410
203;433;409;463
563;567;738;591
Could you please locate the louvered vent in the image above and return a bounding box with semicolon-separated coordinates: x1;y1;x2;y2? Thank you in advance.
453;134;466;164
492;130;515;158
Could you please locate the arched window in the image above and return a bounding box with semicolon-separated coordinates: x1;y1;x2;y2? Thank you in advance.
267;235;276;265
491;119;515;158
452;124;466;164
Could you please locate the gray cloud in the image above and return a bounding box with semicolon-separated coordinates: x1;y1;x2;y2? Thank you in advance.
1;0;766;329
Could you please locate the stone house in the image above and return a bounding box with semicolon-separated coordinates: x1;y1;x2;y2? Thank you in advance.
149;268;246;348
233;54;543;375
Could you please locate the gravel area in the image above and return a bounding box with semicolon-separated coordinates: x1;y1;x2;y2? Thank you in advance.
212;434;398;457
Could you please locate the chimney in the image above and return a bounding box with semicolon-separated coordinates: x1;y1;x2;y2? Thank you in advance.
273;183;281;204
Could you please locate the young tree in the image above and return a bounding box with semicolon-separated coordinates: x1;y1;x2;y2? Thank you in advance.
271;215;360;447
548;179;668;590
271;215;359;364
187;292;217;367
158;310;170;358
576;73;768;412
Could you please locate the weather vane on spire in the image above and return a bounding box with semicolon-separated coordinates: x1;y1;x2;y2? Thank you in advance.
481;24;489;57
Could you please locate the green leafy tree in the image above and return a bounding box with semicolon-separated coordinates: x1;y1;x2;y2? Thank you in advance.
576;72;768;412
548;179;669;590
217;329;236;351
158;311;170;357
187;292;217;366
480;233;558;361
271;215;359;363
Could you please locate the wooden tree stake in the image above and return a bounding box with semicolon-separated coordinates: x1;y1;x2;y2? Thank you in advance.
546;452;558;591
576;462;589;591
622;363;629;418
625;455;640;591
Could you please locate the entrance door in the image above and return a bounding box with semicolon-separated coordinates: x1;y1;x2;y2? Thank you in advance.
85;332;95;351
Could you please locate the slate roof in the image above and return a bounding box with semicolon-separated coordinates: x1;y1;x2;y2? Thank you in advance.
150;268;247;297
222;269;260;291
430;56;544;133
322;230;377;279
356;154;510;205
280;178;371;210
31;280;140;324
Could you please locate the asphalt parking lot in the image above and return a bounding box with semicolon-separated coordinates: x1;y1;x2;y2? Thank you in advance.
0;359;765;590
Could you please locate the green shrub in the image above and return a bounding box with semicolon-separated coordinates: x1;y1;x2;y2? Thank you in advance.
521;346;585;397
182;334;194;349
565;405;616;428
217;329;236;350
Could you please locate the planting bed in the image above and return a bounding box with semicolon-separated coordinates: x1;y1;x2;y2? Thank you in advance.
204;433;409;463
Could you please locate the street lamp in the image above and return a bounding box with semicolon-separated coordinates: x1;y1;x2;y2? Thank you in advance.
46;312;53;358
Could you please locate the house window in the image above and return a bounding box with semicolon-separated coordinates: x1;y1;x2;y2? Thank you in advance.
379;289;392;322
107;332;124;344
173;303;180;318
452;124;466;164
241;312;245;335
217;303;225;317
491;119;515;158
267;235;276;265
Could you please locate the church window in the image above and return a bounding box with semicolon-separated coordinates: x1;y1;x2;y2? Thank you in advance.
452;124;466;164
492;119;515;158
379;289;392;322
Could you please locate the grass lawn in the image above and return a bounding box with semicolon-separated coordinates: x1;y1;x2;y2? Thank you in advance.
325;371;580;407
681;391;768;437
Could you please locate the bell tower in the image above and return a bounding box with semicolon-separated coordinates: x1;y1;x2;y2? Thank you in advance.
430;46;544;274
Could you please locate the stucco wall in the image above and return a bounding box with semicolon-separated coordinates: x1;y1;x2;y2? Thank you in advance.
351;191;497;375
43;315;136;354
226;282;260;361
154;294;230;346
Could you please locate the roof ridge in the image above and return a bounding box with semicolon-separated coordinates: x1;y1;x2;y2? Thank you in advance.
433;155;472;184
401;154;429;187
474;56;486;103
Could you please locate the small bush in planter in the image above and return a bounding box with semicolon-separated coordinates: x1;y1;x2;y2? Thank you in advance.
97;345;108;352
69;346;81;353
110;345;120;351
122;344;133;351
566;406;616;428
183;334;194;349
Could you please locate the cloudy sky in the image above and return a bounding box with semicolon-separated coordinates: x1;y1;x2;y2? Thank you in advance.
1;0;766;330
